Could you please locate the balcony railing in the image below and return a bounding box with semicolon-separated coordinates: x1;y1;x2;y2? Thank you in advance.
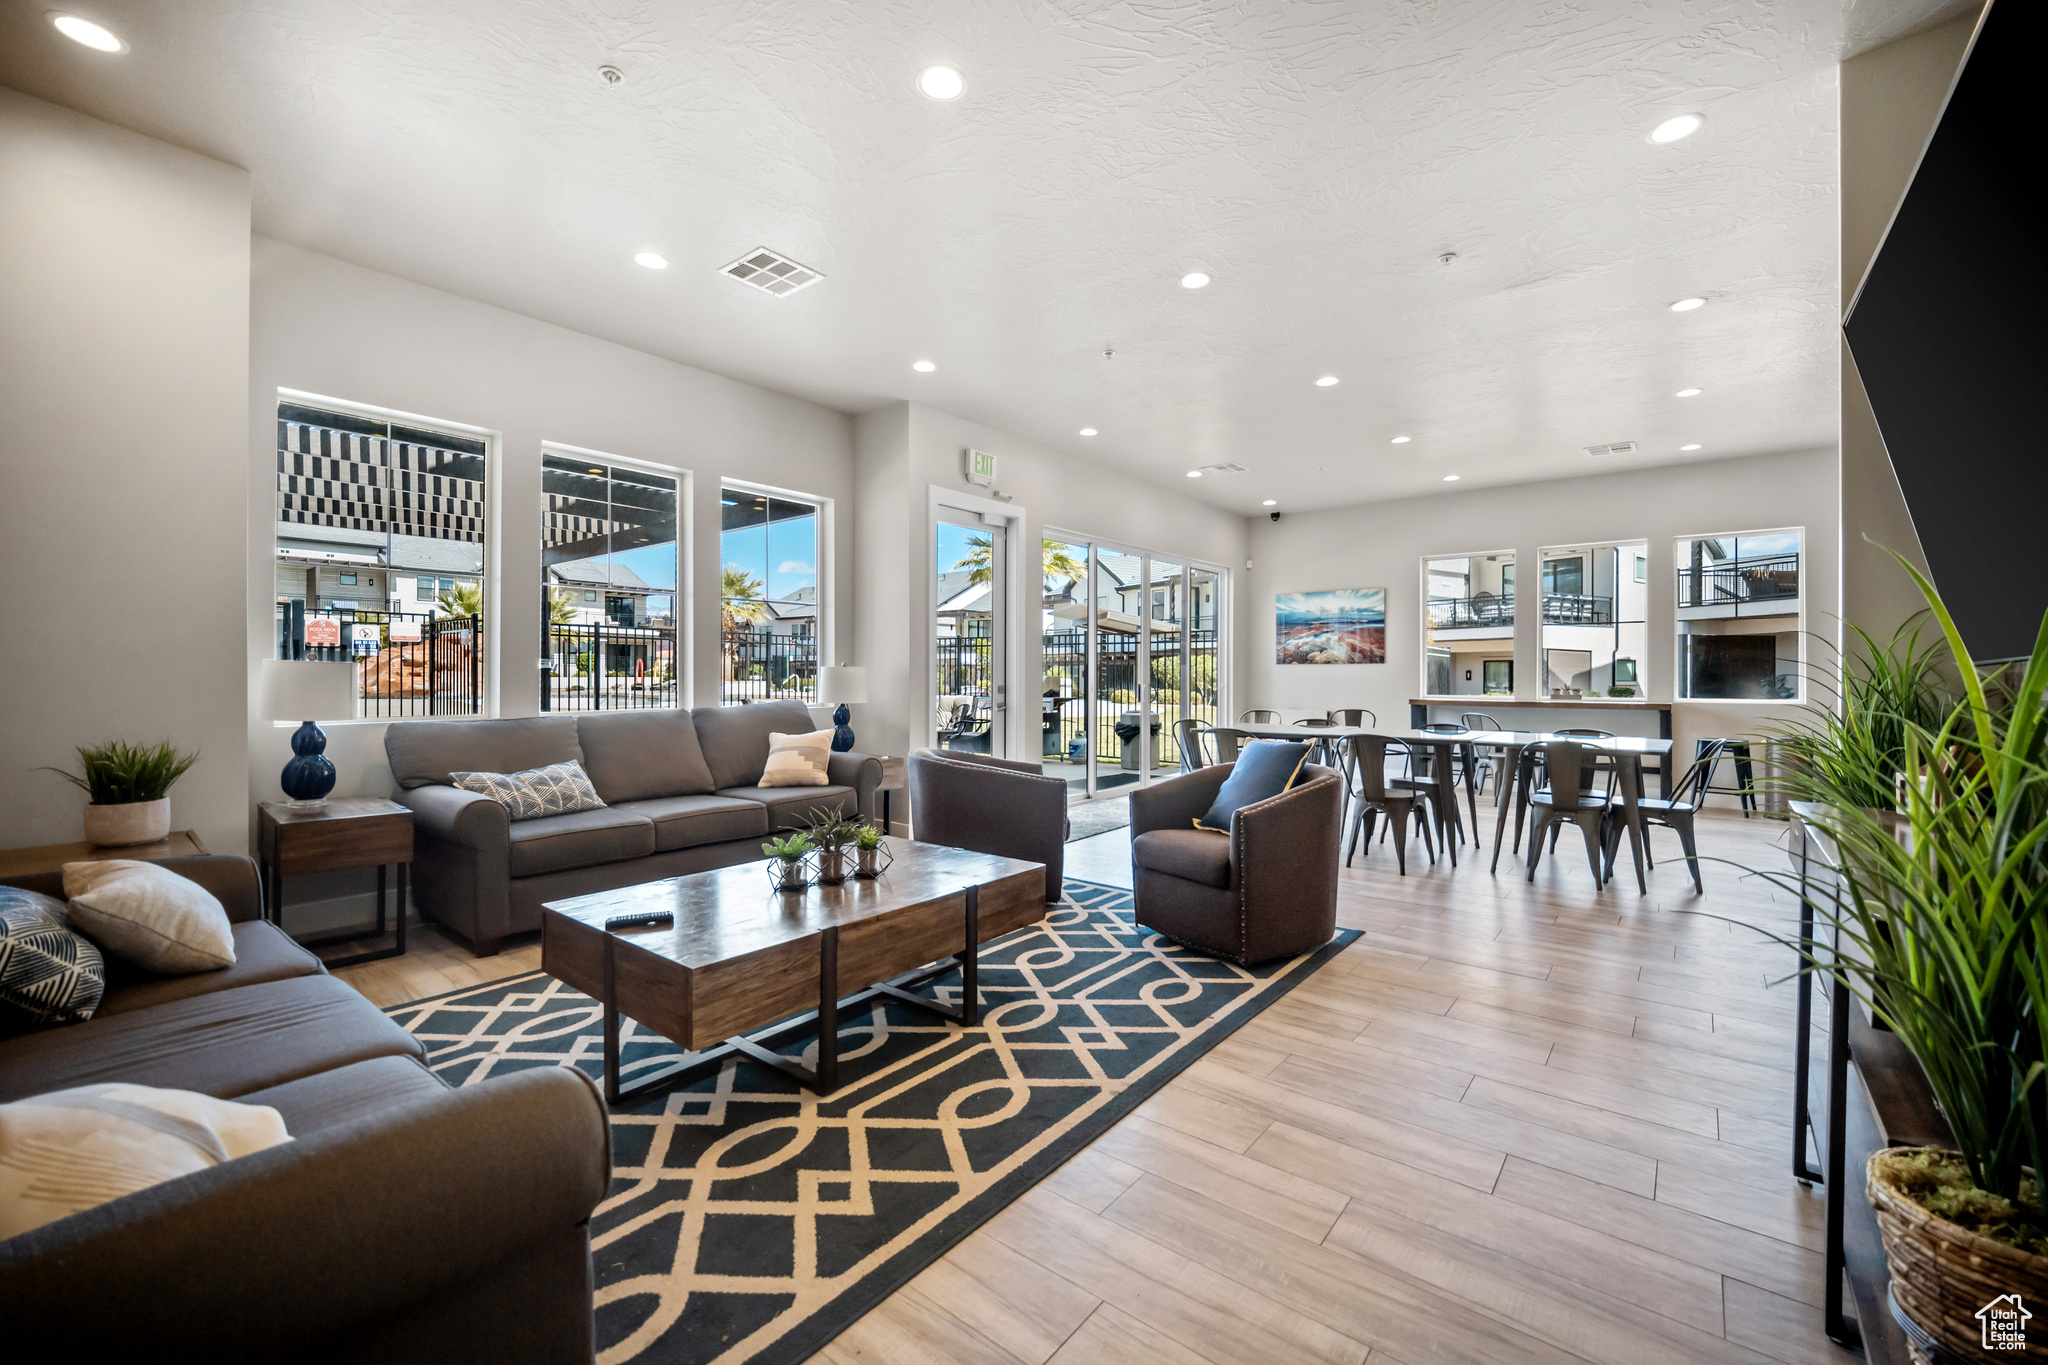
1677;554;1800;610
1541;594;1614;625
1427;594;1515;628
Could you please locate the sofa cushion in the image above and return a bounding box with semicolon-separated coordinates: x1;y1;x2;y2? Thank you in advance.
0;974;425;1105
615;795;771;852
96;921;324;1018
1133;828;1233;889
576;711;716;802
692;700;818;791
235;1055;448;1136
506;807;655;878
384;716;583;791
715;785;858;832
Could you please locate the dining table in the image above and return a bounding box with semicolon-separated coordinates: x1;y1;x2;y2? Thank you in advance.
1230;723;1676;876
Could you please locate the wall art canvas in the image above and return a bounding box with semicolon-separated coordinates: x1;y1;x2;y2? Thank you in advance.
1276;588;1386;664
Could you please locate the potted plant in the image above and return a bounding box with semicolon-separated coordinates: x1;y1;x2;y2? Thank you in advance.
48;740;199;847
803;808;859;885
762;833;813;892
1758;554;2048;1360
854;820;887;877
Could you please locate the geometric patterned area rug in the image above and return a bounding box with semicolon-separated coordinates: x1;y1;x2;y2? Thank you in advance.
384;879;1356;1365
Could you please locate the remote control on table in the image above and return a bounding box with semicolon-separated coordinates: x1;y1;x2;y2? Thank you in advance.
605;912;674;931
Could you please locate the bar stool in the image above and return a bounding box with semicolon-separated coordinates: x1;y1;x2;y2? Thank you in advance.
1695;738;1758;816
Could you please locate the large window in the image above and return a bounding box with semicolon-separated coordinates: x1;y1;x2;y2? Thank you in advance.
1677;530;1802;699
540;453;679;711
1422;551;1515;696
273;399;486;718
1539;539;1647;697
721;488;820;704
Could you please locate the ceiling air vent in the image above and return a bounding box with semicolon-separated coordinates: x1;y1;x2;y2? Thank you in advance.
1196;461;1248;475
721;248;823;296
1583;441;1637;458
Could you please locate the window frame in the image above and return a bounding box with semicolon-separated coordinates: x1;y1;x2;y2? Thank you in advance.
1673;525;1806;704
720;478;832;708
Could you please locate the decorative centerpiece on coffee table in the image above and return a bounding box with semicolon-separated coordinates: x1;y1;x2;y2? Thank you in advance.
46;739;199;847
803;808;859;885
762;833;813;892
853;820;891;878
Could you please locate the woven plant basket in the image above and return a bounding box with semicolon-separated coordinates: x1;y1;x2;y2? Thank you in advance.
1868;1146;2048;1362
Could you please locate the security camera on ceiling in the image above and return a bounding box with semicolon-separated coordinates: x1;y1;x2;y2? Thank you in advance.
1269;511;1281;522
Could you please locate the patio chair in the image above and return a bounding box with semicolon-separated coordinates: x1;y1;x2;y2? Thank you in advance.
1340;735;1434;875
1526;741;1610;886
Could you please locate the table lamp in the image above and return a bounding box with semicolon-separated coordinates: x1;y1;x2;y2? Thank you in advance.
261;659;354;808
818;664;869;753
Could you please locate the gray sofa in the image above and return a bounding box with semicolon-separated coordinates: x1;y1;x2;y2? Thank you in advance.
0;856;610;1363
386;701;882;956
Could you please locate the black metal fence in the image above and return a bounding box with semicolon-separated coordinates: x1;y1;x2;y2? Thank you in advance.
1035;628;1220;767
1677;554;1800;609
1427;594;1515;628
722;628;816;704
275;604;482;717
544;622;678;711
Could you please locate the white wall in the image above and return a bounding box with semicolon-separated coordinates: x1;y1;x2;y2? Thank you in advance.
1244;449;1840;764
850;401;1250;772
0;86;251;853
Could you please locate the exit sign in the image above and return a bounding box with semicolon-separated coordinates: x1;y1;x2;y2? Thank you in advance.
964;448;997;487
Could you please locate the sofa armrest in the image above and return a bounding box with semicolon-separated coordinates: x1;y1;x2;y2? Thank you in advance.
399;783;508;850
1232;766;1344;941
1130;765;1230;838
0;1066;609;1355
826;751;883;823
1;855;264;924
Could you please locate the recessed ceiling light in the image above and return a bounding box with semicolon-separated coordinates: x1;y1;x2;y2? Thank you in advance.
50;13;125;51
1315;376;1339;387
1442;474;1461;482
1649;113;1704;144
1680;443;1703;451
1390;435;1411;444
917;65;964;100
1079;428;1097;436
911;360;936;373
1186;470;1202;478
633;252;668;270
1669;296;1707;312
1262;500;1277;506
1675;387;1703;397
1180;272;1210;290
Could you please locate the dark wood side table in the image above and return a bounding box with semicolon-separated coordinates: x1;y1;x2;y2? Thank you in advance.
0;830;210;880
258;798;413;968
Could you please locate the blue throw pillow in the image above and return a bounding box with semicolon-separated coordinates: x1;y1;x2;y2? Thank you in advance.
1195;740;1312;832
0;887;106;1026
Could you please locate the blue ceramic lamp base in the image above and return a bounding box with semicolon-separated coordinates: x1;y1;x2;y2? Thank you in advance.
280;719;337;808
831;703;855;753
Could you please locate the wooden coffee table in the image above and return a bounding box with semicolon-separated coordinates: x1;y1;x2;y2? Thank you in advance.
541;840;1046;1102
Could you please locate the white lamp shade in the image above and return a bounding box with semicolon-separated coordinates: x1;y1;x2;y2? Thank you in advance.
261;659;355;722
818;666;869;706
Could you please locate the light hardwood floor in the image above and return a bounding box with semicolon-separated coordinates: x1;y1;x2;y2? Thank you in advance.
337;805;1848;1365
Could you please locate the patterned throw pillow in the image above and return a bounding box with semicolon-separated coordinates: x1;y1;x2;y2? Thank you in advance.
0;887;106;1026
758;729;835;788
451;761;607;821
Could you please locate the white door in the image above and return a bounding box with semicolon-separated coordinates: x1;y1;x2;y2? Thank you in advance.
935;512;1007;755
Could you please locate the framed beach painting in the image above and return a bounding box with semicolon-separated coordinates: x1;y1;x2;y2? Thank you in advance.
1276;588;1386;664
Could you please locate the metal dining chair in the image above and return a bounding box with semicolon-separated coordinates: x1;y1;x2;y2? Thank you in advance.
1618;739;1723;893
1327;708;1375;727
1240;709;1282;725
1526;741;1610;886
1172;717;1206;773
1340;735;1435;875
1458;712;1505;801
1181;724;1247;770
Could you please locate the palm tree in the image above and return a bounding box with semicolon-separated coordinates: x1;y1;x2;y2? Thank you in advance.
721;566;767;631
547;588;578;626
435;580;483;618
953;537;1086;589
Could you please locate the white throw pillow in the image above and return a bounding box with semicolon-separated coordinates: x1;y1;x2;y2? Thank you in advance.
61;861;236;975
451;760;607;820
758;729;835;788
0;1083;290;1239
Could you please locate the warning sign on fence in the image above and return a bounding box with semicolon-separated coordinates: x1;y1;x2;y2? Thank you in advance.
350;624;381;656
304;619;341;648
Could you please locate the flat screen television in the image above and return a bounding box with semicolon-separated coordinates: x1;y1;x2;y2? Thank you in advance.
1844;0;2043;663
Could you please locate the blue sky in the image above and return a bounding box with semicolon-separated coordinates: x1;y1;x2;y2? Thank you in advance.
722;512;818;602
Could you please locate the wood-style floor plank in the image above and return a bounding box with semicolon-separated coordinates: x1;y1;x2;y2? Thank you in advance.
335;808;1850;1365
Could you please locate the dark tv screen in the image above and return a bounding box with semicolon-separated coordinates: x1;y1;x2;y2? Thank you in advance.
1844;0;2044;663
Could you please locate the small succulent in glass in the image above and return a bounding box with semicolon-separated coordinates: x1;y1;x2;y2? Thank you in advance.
762;832;813;891
854;820;886;877
803;808;860;884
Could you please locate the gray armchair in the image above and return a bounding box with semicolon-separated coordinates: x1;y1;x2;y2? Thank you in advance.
1129;762;1344;965
905;749;1066;900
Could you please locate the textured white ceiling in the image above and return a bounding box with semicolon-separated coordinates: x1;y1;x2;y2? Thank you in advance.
0;0;1964;512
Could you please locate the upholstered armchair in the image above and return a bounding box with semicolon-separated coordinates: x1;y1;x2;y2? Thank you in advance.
905;749;1066;900
1128;762;1344;965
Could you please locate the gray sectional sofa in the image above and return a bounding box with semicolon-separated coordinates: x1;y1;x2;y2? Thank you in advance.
385;701;881;956
0;855;609;1362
